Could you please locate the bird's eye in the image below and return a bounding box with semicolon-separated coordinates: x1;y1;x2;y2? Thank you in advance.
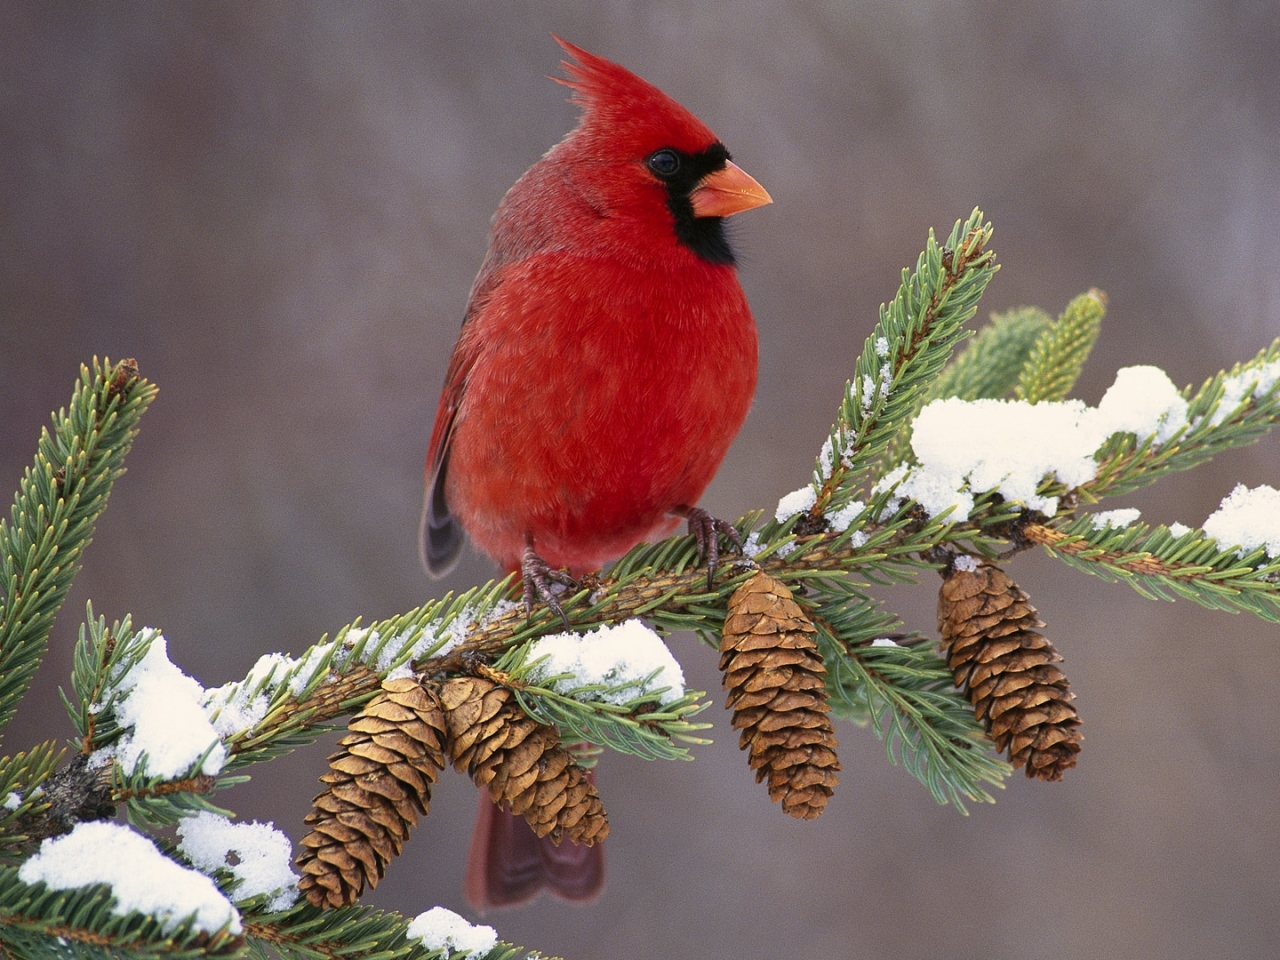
647;149;680;178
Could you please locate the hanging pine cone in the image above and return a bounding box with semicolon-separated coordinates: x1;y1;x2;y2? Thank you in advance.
938;558;1082;781
720;571;840;819
297;677;448;908
440;676;608;846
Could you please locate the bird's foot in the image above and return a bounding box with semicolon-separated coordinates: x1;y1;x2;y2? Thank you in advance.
673;505;743;590
521;539;578;630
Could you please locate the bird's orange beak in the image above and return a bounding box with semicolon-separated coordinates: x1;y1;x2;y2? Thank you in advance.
689;161;772;218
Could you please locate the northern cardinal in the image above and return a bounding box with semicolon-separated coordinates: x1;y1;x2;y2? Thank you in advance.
421;38;770;909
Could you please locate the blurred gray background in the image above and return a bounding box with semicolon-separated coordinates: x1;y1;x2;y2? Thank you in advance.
3;3;1279;958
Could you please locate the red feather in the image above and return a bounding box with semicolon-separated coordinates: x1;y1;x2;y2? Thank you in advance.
422;38;768;905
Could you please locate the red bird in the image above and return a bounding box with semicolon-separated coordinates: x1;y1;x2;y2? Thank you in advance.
421;38;770;909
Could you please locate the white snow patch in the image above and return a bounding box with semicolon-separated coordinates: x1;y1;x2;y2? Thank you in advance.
205;620;471;735
383;662;417;682
374;624;460;674
1096;365;1188;444
874;463;910;492
871;463;912;520
282;626;383;696
363;628;401;674
526;620;685;705
819;436;836;479
905;396;1099;519
1203;484;1280;558
18;821;240;935
4;791;21;810
870;637;900;647
1208;357;1280;427
407;906;497;957
952;554;982;573
286;639;344;697
342;627;372;653
1089;508;1142;530
176;812;298;912
1168;522;1192;538
742;529;797;559
898;365;1190;520
113;633;225;778
436;600;522;659
86;744;115;771
775;485;818;523
875;336;890;358
860;374;877;415
826;499;866;533
283;625;392;697
203;652;292;738
879;361;893;399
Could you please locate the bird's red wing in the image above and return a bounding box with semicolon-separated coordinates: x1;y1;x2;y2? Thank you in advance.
424;342;470;479
420;288;493;576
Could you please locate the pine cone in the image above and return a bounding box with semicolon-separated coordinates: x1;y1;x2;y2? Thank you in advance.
297;677;447;908
440;677;608;846
720;571;840;819
938;559;1082;780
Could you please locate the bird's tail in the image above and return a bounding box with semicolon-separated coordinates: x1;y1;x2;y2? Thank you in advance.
463;783;606;910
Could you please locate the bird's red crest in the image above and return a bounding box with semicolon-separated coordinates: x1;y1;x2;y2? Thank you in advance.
552;36;721;157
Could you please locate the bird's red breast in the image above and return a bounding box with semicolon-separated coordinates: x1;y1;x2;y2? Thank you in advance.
422;38;769;577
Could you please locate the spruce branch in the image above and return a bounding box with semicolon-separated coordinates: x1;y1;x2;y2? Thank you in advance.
491;651;712;763
934;305;1053;403
0;742;66;858
113;768;241;829
882;303;1054;468
0;865;244;959
1079;337;1280;501
241;902;547;960
802;578;1010;810
0;359;155;738
10;211;1280;959
1015;289;1106;403
1023;518;1280;620
22;511;999;841
65;606;155;754
812;207;999;510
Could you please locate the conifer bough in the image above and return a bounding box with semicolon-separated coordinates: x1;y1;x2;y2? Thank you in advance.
5;210;1280;958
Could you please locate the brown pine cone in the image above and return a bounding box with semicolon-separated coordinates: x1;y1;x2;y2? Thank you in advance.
296;677;447;908
720;571;840;819
938;558;1082;781
440;676;608;846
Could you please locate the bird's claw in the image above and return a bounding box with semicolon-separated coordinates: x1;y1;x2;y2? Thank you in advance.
675;505;743;590
521;542;578;630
